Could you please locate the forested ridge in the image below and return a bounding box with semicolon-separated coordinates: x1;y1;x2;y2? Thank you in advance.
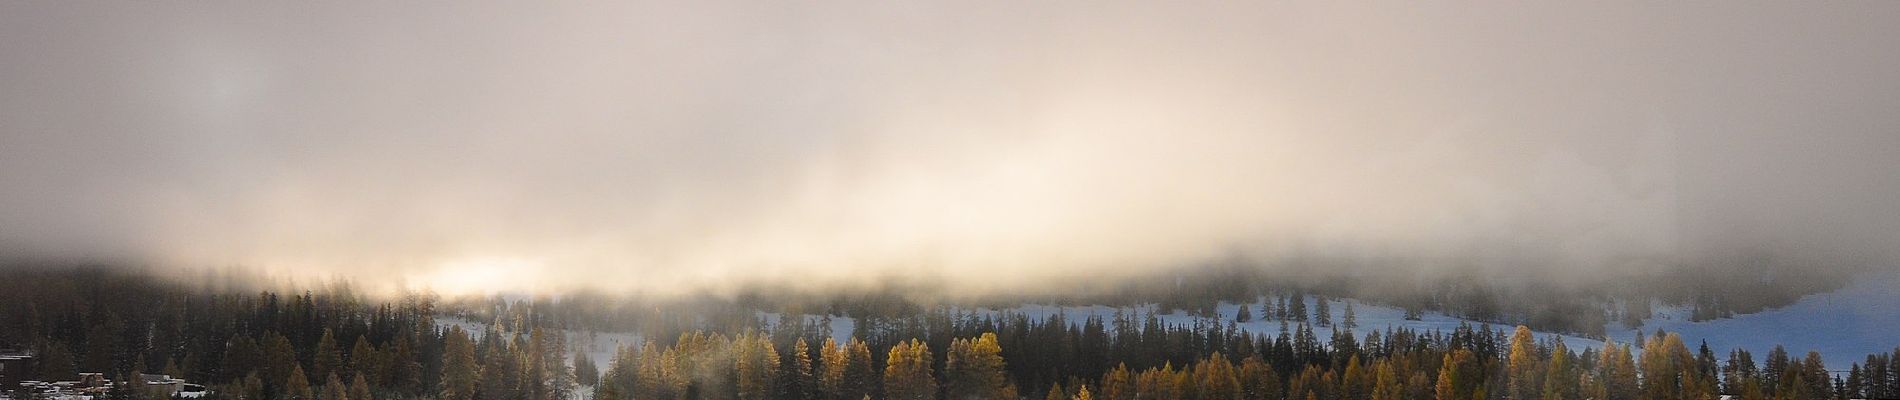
2;268;1892;400
475;260;1848;341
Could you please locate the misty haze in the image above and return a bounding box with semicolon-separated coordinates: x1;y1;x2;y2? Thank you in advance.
2;2;1898;400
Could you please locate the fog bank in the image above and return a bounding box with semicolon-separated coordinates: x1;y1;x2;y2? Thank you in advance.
3;2;1897;295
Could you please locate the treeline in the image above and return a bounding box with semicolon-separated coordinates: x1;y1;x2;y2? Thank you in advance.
600;322;1900;400
4;267;1892;400
482;259;1851;341
0;268;577;400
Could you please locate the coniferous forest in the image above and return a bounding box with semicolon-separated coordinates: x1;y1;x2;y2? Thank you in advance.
2;268;1895;400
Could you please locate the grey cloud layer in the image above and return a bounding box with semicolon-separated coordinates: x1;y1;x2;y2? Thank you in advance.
2;2;1897;293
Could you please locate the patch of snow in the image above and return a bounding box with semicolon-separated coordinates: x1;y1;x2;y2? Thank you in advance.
432;317;641;379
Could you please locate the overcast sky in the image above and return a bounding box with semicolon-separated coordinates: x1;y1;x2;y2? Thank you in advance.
3;2;1897;294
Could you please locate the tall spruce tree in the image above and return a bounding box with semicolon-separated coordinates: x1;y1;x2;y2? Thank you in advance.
1342;302;1357;330
1315;298;1332;327
350;373;373;400
781;338;819;400
842;339;876;400
439;326;478;400
313;330;342;386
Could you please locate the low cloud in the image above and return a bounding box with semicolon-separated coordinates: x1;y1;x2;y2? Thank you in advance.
2;2;1897;295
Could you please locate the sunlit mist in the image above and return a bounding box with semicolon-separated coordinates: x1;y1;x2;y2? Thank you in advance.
2;2;1898;296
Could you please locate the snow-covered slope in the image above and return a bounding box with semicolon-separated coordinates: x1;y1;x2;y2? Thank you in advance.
1604;271;1900;371
776;272;1899;371
439;270;1899;374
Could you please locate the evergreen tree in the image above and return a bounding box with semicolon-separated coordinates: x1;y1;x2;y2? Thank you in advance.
883;339;935;400
736;332;782;400
1370;360;1400;400
322;373;348;400
1315;298;1332;327
1542;340;1576;400
314;330;342;385
383;335;424;396
1740;378;1766;400
1194;352;1241;400
263;333;300;390
1725;349;1758;395
1288;294;1308;323
1342;302;1357;330
1697;341;1719;395
574;352;599;389
523;327;574;400
1765;345;1790;389
842;339;877;400
945;333;1016;400
1437;349;1482;400
1877;350;1892;400
1238;356;1278;400
1846;364;1865;400
1601;342;1639;400
594;344;637;400
38;342;78;381
440;326;479;400
1405;372;1433;400
1100;363;1133;400
83;318;119;375
348;336;378;383
1237;305;1253;323
480;339;521;400
1800;351;1830;400
350;373;374;400
782;338;819;400
1639;333;1694;400
243;372;268;400
285;365;315;400
635;340;680;400
1341;355;1368;400
1506;326;1542;400
107;372;146;400
820;338;849;400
